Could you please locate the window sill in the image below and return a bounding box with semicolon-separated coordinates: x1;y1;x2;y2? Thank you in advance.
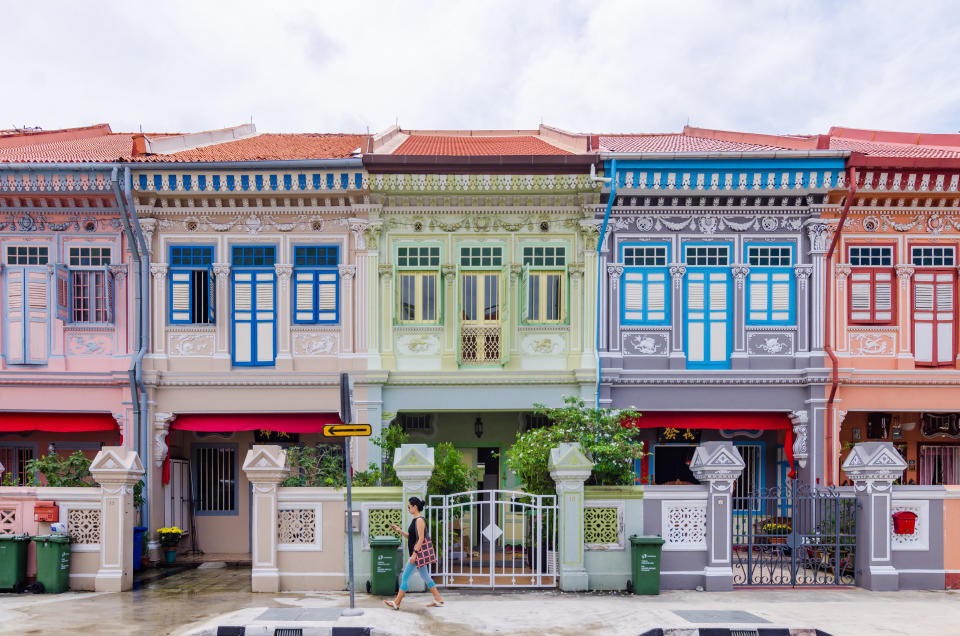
744;325;798;331
166;325;216;332
394;324;443;332
518;324;570;333
847;325;899;331
621;325;672;331
63;324;114;332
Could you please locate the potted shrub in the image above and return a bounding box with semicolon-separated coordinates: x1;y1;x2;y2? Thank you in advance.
157;527;184;563
760;521;791;544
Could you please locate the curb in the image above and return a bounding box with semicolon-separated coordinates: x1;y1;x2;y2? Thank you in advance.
638;629;832;636
213;627;374;636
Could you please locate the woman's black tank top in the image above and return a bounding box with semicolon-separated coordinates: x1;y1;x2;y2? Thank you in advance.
408;517;421;556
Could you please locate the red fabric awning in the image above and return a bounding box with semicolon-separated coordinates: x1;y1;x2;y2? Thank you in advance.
0;412;119;432
170;412;342;433
622;411;796;477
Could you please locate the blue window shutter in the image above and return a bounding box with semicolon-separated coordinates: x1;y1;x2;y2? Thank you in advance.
326;174;334;189
138;175;147;190
354;173;362;189
170;271;192;323
253;271;276;364
340;173;349;190
313;174;321;190
255;175;263;191
284;174;292;190
153;175;162;191
5;268;26;364
293;271;316;323
168;175;177;190
232;272;254;365
316;270;338;323
183;175;192;191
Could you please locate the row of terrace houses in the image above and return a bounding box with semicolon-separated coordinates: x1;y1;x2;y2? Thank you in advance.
2;121;960;590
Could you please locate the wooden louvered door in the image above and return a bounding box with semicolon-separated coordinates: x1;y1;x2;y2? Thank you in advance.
913;270;956;366
849;269;894;323
232;270;276;365
685;270;731;367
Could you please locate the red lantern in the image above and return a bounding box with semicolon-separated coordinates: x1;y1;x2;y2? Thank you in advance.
892;511;918;535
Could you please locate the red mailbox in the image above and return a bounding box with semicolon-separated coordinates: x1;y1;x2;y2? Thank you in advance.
33;501;59;523
892;510;917;535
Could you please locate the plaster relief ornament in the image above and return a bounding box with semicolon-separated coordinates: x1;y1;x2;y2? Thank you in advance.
242;214;263;234
761;216;779;231
294;333;336;355
850;332;893;356
635;216;655;232
862;215;882;232
756;337;785;354
169;334;214;356
631;336;658;354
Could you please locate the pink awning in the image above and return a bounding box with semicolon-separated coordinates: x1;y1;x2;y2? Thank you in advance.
0;412;119;432
170;412;342;433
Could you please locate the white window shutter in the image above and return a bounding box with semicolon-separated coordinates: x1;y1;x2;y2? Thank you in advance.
170;271;192;323
232;273;253;364
55;265;70;322
874;277;893;320
294;271;315;322
316;271;338;322
5;269;26;364
254;272;275;364
623;273;644;321
748;274;768;321
771;273;791;321
24;269;49;364
850;272;872;320
646;273;666;321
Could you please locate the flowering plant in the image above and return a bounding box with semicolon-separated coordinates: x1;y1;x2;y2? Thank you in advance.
760;521;791;535
157;526;184;548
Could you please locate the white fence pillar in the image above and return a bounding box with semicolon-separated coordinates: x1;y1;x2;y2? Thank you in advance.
690;441;745;592
90;447;144;592
393;444;434;592
242;445;290;593
842;441;907;591
549;442;593;591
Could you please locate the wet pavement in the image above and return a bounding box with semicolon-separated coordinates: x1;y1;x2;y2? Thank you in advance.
1;566;959;635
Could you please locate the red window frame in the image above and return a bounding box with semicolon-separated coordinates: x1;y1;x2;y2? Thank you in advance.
846;243;896;326
911;268;957;367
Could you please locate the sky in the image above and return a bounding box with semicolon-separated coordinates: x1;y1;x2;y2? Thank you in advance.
4;0;960;137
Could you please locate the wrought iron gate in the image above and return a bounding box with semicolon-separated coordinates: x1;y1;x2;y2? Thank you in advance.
732;481;856;586
427;490;557;588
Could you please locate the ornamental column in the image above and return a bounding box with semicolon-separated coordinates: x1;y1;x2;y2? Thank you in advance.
509;264;522;356
690;441;745;591
442;265;458;368
806;222;829;351
213;263;231;358
730;265;750;368
895;265;915;369
794;264;814;358
149;264;168;361
568;263;585;364
841;442;907;591
549;442;593;591
90;447;145;592
378;264;395;368
606;264;623;352
275;264;293;369
394;444;435;592
669;264;686;369
242;445;290;593
339;265;357;353
789;410;810;478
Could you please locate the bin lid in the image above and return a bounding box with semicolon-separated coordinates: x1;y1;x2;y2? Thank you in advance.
31;534;73;544
0;533;31;542
369;535;401;547
629;535;665;546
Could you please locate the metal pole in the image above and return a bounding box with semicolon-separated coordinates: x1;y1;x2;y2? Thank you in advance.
341;372;362;617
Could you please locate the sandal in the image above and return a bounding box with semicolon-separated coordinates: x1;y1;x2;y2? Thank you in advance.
427;601;444;607
384;600;400;610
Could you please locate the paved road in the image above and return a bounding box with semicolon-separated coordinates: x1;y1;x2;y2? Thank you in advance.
0;567;957;635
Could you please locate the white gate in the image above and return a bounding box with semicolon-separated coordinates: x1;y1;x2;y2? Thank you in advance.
427;490;557;588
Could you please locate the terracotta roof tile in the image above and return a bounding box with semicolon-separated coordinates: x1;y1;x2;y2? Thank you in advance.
392;135;571;156
598;134;792;153
132;133;367;162
0;132;135;163
829;136;960;159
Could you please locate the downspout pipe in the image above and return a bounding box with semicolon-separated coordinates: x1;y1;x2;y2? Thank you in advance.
823;166;857;485
591;160;617;415
111;167;149;529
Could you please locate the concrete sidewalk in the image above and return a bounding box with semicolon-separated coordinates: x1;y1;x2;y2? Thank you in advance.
0;567;957;635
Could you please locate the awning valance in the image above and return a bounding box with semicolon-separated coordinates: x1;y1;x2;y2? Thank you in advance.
0;412;119;433
170;412;342;434
622;411;795;477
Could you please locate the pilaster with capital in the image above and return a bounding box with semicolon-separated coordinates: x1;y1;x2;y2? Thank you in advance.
690;442;745;591
841;442;907;591
213;263;231;355
895;265;915;354
731;266;750;355
549;443;593;591
578;249;598;368
90;447;145;592
794;264;814;352
138;218;157;256
606;264;624;352
788;410;809;469
275;265;293;359
442;265;458;359
508;264;522;354
669;264;686;362
568;262;586;357
347;219;369;250
378;264;395;363
339;264;357;353
150;264;169;354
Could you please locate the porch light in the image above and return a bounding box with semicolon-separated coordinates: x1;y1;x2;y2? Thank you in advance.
474;417;483;439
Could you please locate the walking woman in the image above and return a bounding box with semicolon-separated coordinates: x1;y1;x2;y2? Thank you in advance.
385;496;444;610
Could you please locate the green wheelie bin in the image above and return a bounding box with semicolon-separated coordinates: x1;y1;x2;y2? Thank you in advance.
367;535;401;595
0;534;31;593
30;535;72;594
628;535;665;595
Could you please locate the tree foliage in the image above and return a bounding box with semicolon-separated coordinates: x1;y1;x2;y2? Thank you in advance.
24;450;94;487
427;442;480;498
505;396;643;495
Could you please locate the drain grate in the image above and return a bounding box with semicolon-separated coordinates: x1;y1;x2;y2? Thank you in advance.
274;629;303;636
731;631;759;636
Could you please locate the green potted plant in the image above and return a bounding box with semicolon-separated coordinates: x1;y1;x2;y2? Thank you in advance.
760;521;791;544
157;527;184;563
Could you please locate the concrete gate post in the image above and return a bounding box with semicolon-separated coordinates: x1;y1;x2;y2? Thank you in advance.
394;444;435;592
90;447;145;592
841;442;907;591
690;441;745;592
549;442;593;591
242;445;290;593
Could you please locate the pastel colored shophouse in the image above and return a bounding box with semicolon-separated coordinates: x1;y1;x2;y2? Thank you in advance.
0;125;141;485
127;125;372;570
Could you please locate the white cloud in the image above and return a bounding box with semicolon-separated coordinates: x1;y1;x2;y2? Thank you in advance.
3;0;959;135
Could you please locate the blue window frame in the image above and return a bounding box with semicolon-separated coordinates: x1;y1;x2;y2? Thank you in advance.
138;174;147;190
192;443;238;516
153;175;162;190
231;245;277;366
620;242;670;325
746;243;795;325
683;242;732;369
293;246;340;324
169;246;215;324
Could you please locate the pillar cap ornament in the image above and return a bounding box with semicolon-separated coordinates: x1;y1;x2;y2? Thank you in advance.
841;442;907;492
90;447;145;485
242;445;290;483
788;410;809;469
690;441;745;483
548;442;593;483
393;443;435;483
338;264;357;280
213;263;231;280
150;263;168;279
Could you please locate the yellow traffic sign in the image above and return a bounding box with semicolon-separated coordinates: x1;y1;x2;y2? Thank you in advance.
323;424;372;437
